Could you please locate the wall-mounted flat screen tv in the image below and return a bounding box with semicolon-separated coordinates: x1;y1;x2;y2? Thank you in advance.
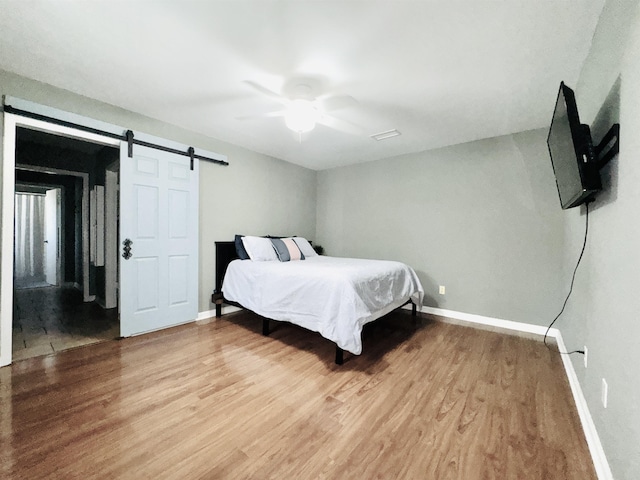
547;82;601;209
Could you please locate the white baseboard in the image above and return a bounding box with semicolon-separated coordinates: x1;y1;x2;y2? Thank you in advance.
411;304;612;480
196;309;216;322
196;305;242;322
555;331;613;480
408;304;558;337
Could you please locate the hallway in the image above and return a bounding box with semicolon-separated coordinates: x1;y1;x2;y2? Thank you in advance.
12;285;118;362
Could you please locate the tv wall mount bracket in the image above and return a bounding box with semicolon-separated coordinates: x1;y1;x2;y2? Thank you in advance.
594;123;620;170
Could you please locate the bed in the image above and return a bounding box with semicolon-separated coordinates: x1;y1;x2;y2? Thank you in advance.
212;238;424;364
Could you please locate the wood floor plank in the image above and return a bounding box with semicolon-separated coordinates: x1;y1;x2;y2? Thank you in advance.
0;310;596;479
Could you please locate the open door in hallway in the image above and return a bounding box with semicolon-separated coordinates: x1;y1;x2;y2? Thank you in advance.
44;187;60;286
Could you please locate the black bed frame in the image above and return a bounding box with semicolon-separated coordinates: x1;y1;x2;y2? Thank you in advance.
211;241;417;365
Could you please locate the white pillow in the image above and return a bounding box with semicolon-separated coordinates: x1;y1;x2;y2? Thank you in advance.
293;237;317;257
241;236;278;261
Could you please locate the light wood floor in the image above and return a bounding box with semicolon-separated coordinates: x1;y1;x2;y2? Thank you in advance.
0;310;596;479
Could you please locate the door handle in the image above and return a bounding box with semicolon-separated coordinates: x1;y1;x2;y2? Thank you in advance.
122;238;133;260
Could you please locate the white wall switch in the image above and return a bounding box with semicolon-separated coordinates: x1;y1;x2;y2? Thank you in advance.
602;378;608;408
439;285;446;295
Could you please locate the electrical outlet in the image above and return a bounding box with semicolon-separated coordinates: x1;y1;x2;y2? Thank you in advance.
439;285;446;295
584;346;588;368
602;378;608;408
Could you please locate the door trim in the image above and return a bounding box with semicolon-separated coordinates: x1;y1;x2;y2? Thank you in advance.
1;113;120;367
104;161;119;310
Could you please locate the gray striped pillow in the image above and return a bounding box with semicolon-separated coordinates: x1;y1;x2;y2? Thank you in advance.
271;238;305;262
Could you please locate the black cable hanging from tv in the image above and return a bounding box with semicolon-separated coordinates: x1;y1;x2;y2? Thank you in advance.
543;201;590;356
3;104;229;168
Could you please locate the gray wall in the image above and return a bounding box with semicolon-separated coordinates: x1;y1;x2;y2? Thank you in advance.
317;129;565;327
1;2;638;476
561;1;640;478
316;2;640;477
198;142;317;308
0;68;317;321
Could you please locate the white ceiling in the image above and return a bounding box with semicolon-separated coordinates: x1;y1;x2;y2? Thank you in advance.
0;1;605;170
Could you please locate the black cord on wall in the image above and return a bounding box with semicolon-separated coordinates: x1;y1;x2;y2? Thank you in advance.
543;202;591;355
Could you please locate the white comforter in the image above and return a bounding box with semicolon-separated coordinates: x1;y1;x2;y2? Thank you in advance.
222;256;424;355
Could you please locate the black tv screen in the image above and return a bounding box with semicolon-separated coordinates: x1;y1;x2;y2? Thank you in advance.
547;82;601;209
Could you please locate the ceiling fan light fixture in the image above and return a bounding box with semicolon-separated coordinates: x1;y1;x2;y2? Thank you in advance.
285;99;319;133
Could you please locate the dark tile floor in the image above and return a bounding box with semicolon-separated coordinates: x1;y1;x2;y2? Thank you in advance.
12;284;119;361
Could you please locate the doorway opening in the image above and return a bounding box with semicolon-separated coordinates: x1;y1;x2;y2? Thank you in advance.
13;186;60;290
11;127;120;362
2;105;203;368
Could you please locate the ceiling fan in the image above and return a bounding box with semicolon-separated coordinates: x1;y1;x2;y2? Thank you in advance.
239;78;364;138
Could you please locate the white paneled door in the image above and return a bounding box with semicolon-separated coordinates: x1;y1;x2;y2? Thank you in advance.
119;144;198;337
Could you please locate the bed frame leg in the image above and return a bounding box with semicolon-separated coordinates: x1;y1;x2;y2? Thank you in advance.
335;346;344;365
262;318;270;336
411;300;419;327
213;291;223;318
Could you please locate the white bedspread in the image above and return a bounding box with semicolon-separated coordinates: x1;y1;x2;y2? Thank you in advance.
222;256;424;355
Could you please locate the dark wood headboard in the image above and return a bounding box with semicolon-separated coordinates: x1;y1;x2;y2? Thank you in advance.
215;241;239;293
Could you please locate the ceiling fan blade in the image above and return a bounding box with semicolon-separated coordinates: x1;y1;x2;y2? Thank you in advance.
318;94;358;112
317;114;365;136
236;110;285;121
243;80;289;106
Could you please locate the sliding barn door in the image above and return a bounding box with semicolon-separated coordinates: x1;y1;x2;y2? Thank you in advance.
119;144;198;337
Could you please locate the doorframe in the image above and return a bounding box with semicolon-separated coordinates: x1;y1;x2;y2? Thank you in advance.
1;113;120;367
104;161;119;310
